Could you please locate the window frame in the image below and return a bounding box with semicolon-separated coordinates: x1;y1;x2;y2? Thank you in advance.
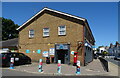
58;25;66;36
29;29;34;38
43;28;50;37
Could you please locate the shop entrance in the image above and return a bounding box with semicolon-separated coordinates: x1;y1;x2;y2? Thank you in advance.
57;50;68;64
54;44;70;64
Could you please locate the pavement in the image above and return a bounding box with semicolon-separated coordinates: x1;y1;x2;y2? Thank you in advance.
1;59;119;76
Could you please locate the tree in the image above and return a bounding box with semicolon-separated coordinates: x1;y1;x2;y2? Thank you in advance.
102;51;109;56
2;17;19;40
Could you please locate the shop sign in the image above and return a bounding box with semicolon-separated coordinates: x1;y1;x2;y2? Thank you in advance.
42;51;49;57
56;44;68;50
92;46;95;48
71;51;74;55
85;42;92;48
49;48;55;55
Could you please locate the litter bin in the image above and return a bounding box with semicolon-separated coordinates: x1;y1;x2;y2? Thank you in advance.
51;57;54;63
46;57;50;64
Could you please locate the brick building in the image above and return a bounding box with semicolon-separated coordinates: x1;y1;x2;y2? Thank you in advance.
17;7;95;66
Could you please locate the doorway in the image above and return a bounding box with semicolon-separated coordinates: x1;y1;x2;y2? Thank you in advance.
57;50;67;64
54;44;70;64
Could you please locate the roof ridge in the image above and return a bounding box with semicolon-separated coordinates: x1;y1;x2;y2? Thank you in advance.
16;7;85;30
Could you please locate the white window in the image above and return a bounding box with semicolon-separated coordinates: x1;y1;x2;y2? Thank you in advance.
29;29;34;38
43;28;49;37
58;26;66;35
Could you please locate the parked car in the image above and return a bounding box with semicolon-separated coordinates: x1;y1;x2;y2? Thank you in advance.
1;52;31;67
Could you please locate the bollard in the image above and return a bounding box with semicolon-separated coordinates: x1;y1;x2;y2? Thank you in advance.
38;59;43;72
57;60;61;74
9;58;14;69
76;60;80;74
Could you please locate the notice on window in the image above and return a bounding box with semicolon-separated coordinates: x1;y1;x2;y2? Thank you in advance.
49;48;55;55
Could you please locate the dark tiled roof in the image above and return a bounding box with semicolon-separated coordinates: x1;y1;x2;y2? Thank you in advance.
0;38;18;47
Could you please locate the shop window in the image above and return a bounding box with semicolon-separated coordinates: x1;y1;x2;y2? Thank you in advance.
29;29;34;38
58;26;66;35
43;28;49;37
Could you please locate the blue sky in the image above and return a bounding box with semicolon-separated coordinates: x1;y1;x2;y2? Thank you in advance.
2;2;118;48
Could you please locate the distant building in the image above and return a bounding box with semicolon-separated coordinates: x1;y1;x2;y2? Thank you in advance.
107;42;120;56
98;46;107;54
0;38;18;53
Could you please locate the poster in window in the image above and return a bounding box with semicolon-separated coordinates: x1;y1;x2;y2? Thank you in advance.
49;48;55;55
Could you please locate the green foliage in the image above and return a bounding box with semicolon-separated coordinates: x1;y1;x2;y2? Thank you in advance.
102;51;108;55
2;17;19;40
98;45;104;48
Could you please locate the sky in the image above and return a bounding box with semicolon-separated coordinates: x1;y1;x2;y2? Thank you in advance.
2;2;118;48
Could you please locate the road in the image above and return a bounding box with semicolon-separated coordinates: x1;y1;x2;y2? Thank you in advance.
1;69;119;78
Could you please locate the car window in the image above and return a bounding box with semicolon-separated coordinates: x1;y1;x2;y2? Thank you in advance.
2;54;8;57
19;53;25;57
2;54;5;57
12;54;16;57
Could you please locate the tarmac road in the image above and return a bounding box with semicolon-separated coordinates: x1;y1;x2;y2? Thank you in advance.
1;69;119;78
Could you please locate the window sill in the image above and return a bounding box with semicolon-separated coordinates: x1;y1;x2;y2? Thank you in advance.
43;36;50;38
58;35;66;36
29;37;34;39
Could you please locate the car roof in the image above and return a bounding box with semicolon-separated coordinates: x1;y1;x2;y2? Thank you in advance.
2;53;24;54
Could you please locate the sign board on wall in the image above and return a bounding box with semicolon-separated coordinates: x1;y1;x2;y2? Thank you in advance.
26;50;30;53
71;51;75;55
56;44;68;50
37;49;41;54
49;48;55;55
85;41;92;48
42;51;49;57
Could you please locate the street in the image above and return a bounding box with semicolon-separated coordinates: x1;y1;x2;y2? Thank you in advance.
1;69;119;78
0;59;119;78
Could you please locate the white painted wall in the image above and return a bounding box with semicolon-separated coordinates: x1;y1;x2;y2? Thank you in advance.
99;47;106;53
